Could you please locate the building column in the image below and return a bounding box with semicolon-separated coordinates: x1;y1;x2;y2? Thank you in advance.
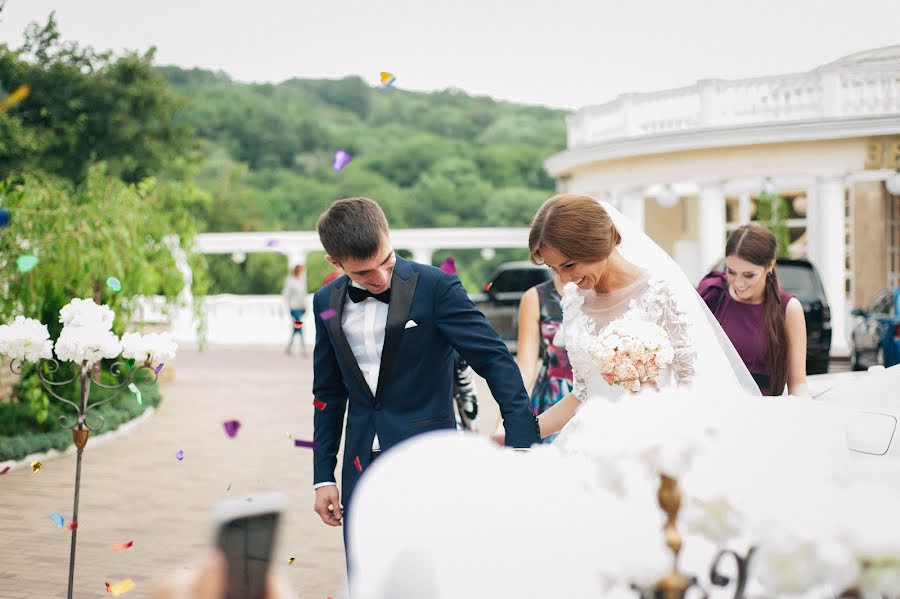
809;175;848;352
412;248;434;266
738;191;752;225
617;189;645;233
698;182;727;273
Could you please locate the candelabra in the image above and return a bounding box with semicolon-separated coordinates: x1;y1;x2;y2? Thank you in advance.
631;474;755;599
11;357;157;599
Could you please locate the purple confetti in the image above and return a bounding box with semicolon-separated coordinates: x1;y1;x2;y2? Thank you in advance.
293;439;317;449
265;239;278;248
176;450;184;461
154;363;165;375
319;308;337;321
332;150;352;172
439;257;456;275
223;420;241;438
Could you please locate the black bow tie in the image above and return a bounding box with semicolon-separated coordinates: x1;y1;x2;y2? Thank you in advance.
348;286;392;304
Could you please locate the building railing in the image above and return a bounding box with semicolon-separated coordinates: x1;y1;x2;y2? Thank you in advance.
567;59;900;148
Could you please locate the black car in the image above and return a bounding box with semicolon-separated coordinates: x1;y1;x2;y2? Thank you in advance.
472;262;552;353
709;258;832;375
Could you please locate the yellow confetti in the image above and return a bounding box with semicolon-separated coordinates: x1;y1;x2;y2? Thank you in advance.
108;578;134;596
0;84;30;113
379;72;396;88
288;557;295;564
31;460;42;473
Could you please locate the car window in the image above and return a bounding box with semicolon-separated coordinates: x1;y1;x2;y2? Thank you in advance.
776;264;822;302
870;290;892;315
491;269;551;293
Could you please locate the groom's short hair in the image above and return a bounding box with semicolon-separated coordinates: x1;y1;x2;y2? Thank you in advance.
317;197;390;262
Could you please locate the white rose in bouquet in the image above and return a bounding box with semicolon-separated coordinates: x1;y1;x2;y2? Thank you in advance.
54;324;122;366
59;298;115;330
590;317;674;392
121;332;177;364
0;316;54;361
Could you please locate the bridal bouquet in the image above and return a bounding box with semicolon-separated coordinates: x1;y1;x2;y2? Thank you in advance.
589;318;674;392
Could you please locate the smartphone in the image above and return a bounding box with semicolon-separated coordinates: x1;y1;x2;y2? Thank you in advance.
213;493;286;599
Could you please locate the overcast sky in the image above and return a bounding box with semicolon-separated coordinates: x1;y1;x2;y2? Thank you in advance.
2;0;899;110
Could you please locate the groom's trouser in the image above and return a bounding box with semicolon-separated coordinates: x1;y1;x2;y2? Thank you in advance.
343;450;383;593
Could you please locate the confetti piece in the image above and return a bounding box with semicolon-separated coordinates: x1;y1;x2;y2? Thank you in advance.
353;456;362;473
66;521;78;531
176;450;184;461
439;257;457;275
0;84;30;113
223;420;241;438
106;277;122;292
107;578;134;596
484;282;493;292
0;466;10;475
50;512;65;528
293;320;303;329
319;308;337;321
312;398;326;411
128;383;142;405
31;460;42;473
226;482;231;491
16;254;39;273
0;209;9;229
332;150;352;173
113;541;134;550
154;363;164;375
288;557;295;564
379;71;396;88
125;358;135;368
293;439;317;449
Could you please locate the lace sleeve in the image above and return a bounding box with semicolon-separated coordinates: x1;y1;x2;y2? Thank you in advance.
560;284;590;402
644;280;696;384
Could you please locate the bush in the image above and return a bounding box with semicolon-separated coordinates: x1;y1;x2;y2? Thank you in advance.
0;379;162;462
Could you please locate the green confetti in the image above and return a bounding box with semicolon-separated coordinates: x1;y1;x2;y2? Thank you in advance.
128;382;142;405
16;254;39;273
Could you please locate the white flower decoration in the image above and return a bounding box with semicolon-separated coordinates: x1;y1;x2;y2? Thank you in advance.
0;316;54;362
54;324;122;366
59;298;115;330
121;331;177;364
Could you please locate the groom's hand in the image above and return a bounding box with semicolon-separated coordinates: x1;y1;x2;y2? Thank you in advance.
313;485;343;527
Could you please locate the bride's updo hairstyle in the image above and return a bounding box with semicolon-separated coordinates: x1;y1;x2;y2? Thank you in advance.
726;224;786;395
528;194;621;265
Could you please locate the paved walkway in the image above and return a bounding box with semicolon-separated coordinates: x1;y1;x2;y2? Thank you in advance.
0;348;503;599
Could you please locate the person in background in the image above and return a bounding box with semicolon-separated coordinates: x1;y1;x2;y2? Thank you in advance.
494;275;573;443
282;263;309;357
697;224;808;396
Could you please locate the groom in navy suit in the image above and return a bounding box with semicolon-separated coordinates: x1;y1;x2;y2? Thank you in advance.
311;197;540;568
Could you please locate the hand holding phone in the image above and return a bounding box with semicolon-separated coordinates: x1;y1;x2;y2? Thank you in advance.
214;493;286;599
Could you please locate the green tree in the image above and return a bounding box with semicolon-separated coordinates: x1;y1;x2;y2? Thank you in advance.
757;191;791;259
0;164;206;340
0;13;195;183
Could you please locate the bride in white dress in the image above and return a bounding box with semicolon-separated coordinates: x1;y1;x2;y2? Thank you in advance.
518;194;759;445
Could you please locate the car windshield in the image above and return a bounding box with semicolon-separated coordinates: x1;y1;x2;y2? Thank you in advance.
777;264;822;302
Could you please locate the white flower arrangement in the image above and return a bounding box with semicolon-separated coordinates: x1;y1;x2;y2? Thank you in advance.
0;316;54;362
54;324;122;367
59;297;115;330
0;298;176;368
120;331;177;364
587;317;674;392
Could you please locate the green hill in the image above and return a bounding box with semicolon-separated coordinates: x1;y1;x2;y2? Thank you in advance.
157;67;568;292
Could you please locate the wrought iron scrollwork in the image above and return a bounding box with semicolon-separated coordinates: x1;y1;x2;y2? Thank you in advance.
709;547;755;599
10;357;157;433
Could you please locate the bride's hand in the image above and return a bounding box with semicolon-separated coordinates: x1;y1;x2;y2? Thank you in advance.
490;423;505;446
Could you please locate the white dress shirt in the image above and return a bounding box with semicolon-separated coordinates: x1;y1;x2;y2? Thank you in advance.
313;281;389;490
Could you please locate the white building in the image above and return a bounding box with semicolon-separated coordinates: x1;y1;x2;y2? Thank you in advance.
545;45;900;353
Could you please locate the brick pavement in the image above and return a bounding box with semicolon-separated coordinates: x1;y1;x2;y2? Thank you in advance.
0;348;392;599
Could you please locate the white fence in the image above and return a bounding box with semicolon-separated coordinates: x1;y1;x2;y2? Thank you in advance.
567;58;900;148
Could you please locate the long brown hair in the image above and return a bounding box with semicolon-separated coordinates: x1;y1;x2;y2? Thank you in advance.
528;194;621;264
726;224;786;395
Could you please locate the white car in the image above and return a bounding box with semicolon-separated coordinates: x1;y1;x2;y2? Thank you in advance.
813;364;899;458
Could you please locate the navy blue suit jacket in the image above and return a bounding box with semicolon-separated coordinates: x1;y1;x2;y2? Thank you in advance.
311;256;539;508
